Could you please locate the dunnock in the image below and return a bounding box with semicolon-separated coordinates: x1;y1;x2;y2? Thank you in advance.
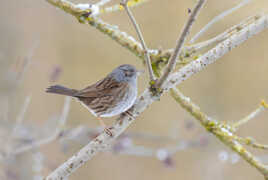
46;64;140;135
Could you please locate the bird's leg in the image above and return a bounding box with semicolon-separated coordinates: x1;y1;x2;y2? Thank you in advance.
97;117;113;137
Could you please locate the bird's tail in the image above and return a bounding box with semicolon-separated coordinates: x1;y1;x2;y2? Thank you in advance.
46;85;78;96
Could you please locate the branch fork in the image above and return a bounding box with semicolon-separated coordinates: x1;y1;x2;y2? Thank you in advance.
44;0;268;179
120;0;156;82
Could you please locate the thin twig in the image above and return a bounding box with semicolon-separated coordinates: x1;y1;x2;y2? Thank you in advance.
14;96;32;129
163;15;268;90
96;0;111;6
233;100;268;129
234;136;268;150
61;125;207;158
170;88;268;179
115;135;207;157
45;0;149;61
44;0;185;75
2;97;71;158
190;0;252;43
101;0;148;14
2;96;9;122
5;95;32;154
181;14;261;55
16;41;39;84
13;97;71;156
120;0;155;81
160;14;261;70
156;0;206;89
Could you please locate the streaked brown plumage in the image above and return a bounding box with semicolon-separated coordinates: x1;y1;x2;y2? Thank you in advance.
46;64;139;118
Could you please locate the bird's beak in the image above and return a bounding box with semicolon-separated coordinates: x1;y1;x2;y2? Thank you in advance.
137;70;145;76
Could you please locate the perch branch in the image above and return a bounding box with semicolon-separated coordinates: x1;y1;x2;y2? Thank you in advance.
45;0;268;178
45;12;268;180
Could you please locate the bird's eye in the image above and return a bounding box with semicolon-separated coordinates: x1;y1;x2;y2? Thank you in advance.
124;71;130;77
124;70;132;77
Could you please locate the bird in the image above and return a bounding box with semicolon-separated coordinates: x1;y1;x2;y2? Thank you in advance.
46;64;141;136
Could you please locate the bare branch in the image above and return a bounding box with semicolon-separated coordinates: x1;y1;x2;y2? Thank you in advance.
45;90;156;180
45;13;268;180
163;15;268;91
156;0;206;88
182;14;261;55
190;0;252;43
120;0;155;81
233;100;268;129
44;0;268;179
2;97;71;158
16;41;39;84
46;0;147;59
96;0;111;6
5;95;32;154
14;96;32;132
170;88;268;179
44;0;203;77
234;136;268;150
101;0;148;14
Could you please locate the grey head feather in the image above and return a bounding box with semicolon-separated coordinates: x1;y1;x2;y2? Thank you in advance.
109;64;138;83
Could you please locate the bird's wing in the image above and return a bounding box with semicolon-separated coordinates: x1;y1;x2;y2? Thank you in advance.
73;76;128;98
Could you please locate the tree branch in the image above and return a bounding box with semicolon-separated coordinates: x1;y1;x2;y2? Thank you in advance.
1;97;71;159
45;12;268;180
233;100;268;129
190;0;251;43
120;0;155;81
46;0;148;59
170;88;268;179
45;0;205;80
163;15;268;91
45;0;268;179
155;0;206;89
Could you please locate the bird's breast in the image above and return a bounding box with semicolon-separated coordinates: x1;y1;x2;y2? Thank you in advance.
99;83;137;117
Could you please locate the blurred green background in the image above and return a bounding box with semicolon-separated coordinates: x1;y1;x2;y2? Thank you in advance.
1;0;268;179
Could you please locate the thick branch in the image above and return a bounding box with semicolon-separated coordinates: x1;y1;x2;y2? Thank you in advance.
46;90;157;180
